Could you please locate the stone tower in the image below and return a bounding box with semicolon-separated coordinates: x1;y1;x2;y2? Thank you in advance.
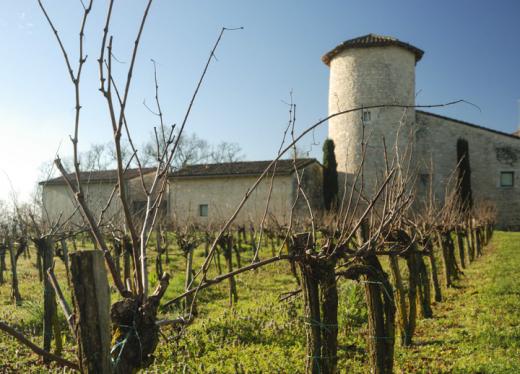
322;34;423;194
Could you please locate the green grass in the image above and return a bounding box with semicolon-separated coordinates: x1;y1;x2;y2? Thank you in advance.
0;232;519;373
394;231;520;374
397;232;520;373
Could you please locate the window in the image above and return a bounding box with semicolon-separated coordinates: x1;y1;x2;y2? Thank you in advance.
132;201;147;215
500;171;514;187
362;110;371;122
419;173;431;186
199;204;209;217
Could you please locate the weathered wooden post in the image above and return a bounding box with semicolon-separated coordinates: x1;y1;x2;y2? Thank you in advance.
0;243;6;284
122;237;132;292
155;226;163;278
60;238;71;287
112;238;122;281
34;237;58;360
8;236;22;305
70;250;113;374
36;245;43;282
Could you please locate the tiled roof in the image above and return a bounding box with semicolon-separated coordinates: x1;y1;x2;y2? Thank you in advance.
40;167;156;185
171;158;319;178
416;111;520;140
322;33;424;66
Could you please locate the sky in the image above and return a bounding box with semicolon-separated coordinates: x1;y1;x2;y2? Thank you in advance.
0;0;519;202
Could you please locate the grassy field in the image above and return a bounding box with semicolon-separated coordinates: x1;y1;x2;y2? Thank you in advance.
0;231;519;373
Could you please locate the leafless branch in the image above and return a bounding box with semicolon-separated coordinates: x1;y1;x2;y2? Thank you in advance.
0;320;79;371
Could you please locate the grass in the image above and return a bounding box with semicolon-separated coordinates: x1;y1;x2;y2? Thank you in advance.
395;231;520;373
0;232;519;373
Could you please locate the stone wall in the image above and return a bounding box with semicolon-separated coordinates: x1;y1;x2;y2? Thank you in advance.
292;162;324;221
126;171;169;222
416;111;520;229
327;45;416;196
42;164;325;228
169;174;293;226
169;163;324;226
42;181;122;226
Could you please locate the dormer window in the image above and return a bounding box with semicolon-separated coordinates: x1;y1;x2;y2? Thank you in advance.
362;110;371;122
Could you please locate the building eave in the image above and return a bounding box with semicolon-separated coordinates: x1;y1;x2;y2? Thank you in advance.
416;110;520;141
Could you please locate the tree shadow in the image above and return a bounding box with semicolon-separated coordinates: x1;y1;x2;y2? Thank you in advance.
412;339;447;347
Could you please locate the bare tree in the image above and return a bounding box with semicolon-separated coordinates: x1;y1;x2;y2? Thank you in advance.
142;131;209;168
210;141;244;163
35;0;243;371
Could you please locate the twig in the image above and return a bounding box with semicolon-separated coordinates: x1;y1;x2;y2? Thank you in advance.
47;265;75;336
163;254;292;308
0;320;79;371
279;288;302;302
156;316;192;327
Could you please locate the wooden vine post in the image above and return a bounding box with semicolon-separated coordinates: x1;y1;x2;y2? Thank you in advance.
34;237;60;360
70;250;113;374
8;236;22;305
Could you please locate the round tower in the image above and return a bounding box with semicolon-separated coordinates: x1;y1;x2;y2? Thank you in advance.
322;34;423;194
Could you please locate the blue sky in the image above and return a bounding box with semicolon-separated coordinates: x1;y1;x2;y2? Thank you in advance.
0;0;519;201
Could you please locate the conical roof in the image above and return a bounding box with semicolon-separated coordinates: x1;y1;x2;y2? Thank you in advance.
322;33;424;65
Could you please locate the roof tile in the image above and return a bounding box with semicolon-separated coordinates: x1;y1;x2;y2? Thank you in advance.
171;158;318;178
41;167;156;185
322;33;424;65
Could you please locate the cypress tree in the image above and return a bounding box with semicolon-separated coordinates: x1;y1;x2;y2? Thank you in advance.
456;138;473;211
322;139;339;211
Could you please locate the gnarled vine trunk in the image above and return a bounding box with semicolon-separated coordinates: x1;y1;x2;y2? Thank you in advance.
293;234;338;374
416;253;433;318
363;254;396;373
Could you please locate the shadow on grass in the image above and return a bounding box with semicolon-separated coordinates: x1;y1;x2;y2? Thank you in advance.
412;339;447;347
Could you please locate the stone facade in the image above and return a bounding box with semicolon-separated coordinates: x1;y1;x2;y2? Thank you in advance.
416;111;520;229
41;169;160;227
325;34;520;229
41;161;324;227
327;43;417;196
42;181;123;226
169;162;323;225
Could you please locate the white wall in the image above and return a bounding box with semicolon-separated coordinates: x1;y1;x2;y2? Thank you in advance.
42;181;122;227
327;46;416;196
169;174;294;226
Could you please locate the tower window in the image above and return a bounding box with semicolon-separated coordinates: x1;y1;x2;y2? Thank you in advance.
362;110;371;122
500;171;514;187
199;204;209;217
419;173;431;186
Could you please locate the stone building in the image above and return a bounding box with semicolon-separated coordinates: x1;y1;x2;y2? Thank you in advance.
40;168;158;226
41;159;323;227
42;34;520;229
169;159;323;225
323;34;520;229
